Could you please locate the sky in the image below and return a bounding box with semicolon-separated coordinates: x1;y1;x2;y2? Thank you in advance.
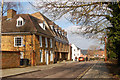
4;2;104;50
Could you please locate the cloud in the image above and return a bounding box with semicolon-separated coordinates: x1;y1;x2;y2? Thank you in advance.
65;26;103;49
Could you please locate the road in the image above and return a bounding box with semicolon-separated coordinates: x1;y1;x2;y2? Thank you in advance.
5;61;96;79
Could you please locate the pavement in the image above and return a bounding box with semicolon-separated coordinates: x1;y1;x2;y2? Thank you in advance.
82;61;113;79
0;61;74;78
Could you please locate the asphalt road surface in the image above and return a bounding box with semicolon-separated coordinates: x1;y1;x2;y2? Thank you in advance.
4;61;95;79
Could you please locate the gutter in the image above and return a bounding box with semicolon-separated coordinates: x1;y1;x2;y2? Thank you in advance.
1;32;53;38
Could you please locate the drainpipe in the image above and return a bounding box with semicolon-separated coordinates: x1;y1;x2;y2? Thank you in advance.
31;33;35;66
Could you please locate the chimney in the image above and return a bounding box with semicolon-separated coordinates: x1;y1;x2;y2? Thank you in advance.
7;9;16;19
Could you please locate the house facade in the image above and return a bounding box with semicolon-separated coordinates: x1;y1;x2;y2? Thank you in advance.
71;44;81;61
87;49;105;59
1;9;69;66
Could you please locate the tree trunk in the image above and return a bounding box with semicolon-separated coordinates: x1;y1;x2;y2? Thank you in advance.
118;52;120;66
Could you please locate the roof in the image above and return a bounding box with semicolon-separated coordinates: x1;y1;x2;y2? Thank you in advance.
71;44;80;49
2;14;53;37
81;50;88;55
31;12;69;44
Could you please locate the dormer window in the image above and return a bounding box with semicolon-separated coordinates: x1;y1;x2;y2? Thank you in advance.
55;28;58;32
62;32;64;35
50;25;54;30
39;21;46;30
59;30;61;34
16;16;24;27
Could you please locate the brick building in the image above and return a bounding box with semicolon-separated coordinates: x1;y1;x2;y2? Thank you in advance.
1;9;69;66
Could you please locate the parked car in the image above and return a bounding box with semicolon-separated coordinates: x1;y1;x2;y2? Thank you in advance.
78;57;84;62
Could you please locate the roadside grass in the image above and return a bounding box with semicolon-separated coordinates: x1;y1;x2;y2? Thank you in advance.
106;59;120;79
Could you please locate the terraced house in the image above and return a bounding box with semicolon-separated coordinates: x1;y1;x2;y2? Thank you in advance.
1;9;69;66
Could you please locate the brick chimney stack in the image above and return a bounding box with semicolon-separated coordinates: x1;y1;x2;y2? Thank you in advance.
7;9;16;19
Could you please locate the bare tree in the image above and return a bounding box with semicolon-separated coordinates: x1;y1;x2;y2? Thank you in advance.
29;1;114;39
0;2;23;15
88;45;99;57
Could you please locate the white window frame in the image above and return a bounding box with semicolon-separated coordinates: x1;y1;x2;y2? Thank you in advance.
45;38;48;48
50;25;54;30
55;28;58;32
62;32;64;35
39;36;42;47
16;16;24;27
39;21;46;30
50;39;52;48
40;50;43;62
14;36;23;47
50;51;53;61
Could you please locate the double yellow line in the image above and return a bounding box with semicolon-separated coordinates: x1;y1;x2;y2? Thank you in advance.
75;64;94;80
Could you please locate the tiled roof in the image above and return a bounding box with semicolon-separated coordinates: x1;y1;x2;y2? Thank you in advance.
81;50;88;55
2;14;53;37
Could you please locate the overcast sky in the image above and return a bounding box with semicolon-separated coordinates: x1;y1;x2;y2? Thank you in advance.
7;2;104;50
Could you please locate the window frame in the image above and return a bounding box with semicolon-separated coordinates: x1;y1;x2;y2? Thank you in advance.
14;36;23;47
39;36;42;47
16;16;24;27
50;25;54;30
50;39;52;48
50;51;53;61
45;37;48;48
40;50;43;62
39;21;46;30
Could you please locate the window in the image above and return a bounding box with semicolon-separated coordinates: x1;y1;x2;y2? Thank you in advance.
50;39;52;48
62;32;64;35
40;50;43;62
16;16;24;27
14;37;23;47
18;21;22;25
39;36;42;47
39;21;46;30
59;30;61;34
55;28;58;32
50;25;54;30
45;38;48;48
50;51;53;61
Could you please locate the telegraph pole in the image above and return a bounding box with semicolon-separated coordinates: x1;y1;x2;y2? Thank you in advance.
104;36;107;61
0;0;4;47
0;0;4;72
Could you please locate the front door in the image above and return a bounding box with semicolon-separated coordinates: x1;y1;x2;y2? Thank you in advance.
45;50;49;65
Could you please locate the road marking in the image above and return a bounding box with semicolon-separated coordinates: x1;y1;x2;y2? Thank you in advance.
75;61;97;80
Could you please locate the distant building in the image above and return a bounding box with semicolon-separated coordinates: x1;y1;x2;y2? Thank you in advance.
94;50;105;58
80;50;88;58
87;49;105;59
71;44;81;61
